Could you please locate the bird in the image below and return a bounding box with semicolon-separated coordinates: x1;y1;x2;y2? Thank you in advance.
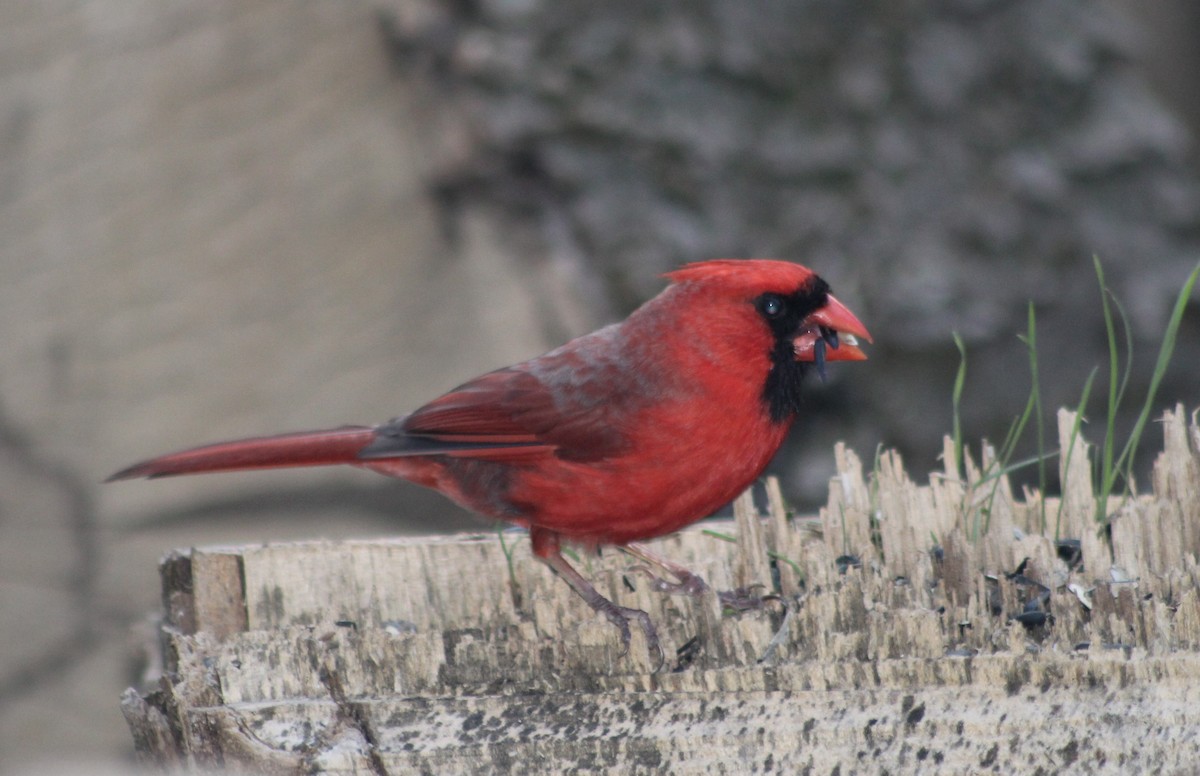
108;259;870;659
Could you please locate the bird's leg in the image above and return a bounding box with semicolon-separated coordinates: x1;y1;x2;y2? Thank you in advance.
531;528;662;665
623;542;777;613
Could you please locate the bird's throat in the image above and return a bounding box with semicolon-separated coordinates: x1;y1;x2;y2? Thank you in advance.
761;341;808;424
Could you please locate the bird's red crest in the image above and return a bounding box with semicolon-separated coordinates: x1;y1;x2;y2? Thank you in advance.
664;259;818;294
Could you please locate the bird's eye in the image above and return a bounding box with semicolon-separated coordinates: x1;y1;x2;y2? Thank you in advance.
759;294;785;319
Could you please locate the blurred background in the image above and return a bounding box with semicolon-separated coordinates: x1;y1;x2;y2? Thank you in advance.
2;0;1198;771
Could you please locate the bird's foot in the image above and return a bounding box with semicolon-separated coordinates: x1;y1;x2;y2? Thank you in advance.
533;532;665;670
628;564;710;597
592;597;663;670
629;565;780;614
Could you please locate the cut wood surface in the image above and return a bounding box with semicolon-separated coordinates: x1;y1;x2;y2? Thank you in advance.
124;407;1200;773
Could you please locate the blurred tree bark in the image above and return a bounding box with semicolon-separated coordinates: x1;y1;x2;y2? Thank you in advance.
383;0;1200;502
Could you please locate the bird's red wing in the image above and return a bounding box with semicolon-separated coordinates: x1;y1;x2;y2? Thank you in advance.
402;370;550;444
364;367;629;464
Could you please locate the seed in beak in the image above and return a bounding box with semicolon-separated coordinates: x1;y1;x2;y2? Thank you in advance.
814;336;828;382
820;326;839;351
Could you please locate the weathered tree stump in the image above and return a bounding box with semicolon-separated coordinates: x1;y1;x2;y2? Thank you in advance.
123;407;1200;773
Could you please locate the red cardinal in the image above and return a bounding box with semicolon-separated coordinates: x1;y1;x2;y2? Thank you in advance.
109;259;870;655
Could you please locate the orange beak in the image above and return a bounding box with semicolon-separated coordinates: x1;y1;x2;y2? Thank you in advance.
793;294;872;367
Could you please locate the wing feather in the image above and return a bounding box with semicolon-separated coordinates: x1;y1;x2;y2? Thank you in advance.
361;335;635;464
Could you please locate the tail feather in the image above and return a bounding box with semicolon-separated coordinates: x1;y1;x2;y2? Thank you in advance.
106;426;377;481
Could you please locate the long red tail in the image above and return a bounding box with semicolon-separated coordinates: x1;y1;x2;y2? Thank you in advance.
106;426;377;481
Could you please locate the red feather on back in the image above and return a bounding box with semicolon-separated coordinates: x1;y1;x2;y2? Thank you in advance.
387;326;635;464
402;370;551;445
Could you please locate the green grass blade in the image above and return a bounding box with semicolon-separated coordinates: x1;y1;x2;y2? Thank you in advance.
972;449;1061;489
701;529;737;543
1111;260;1200;498
496;525;522;604
951;333;967;478
1092;256;1120;524
1021;302;1048;532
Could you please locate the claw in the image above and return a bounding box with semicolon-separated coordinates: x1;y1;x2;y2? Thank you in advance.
586;593;665;670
